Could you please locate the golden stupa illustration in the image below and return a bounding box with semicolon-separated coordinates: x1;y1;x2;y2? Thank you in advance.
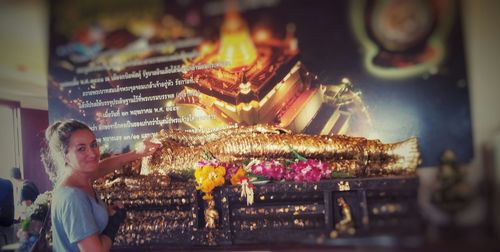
175;8;370;135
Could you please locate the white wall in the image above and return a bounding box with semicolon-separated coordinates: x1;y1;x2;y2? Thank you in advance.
463;0;500;232
0;104;22;179
462;0;500;179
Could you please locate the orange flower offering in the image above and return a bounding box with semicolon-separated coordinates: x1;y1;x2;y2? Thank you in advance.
194;165;226;200
230;167;247;186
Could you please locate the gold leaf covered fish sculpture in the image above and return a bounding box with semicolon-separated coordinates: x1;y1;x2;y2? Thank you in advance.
143;124;420;178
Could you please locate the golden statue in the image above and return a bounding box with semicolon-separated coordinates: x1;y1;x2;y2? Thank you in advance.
331;197;355;238
204;199;219;229
142;124;420;178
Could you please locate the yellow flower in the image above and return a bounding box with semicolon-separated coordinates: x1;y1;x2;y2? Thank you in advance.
202;193;214;201
230;167;246;185
194;164;226;201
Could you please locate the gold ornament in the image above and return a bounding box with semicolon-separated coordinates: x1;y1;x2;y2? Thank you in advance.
331;197;355;238
204;199;219;229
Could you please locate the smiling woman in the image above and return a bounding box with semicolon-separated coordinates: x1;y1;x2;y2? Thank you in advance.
41;119;161;252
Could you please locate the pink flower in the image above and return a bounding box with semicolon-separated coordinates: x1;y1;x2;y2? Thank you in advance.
224;162;242;181
249;160;286;180
285;159;331;182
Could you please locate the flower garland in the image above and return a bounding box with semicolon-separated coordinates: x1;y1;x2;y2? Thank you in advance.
194;163;226;201
248;160;285;180
194;158;256;205
194;156;334;208
248;159;331;182
284;159;331;182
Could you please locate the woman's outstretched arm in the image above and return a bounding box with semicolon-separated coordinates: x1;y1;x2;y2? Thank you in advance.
93;137;161;179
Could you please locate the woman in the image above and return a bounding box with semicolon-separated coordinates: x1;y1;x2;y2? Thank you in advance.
42;119;160;252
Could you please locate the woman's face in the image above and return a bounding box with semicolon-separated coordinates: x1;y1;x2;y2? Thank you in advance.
65;129;100;173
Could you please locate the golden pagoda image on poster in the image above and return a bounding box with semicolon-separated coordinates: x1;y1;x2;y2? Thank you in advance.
175;6;371;135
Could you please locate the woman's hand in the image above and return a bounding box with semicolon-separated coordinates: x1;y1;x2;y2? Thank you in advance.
135;136;162;157
95;136;161;180
102;201;127;244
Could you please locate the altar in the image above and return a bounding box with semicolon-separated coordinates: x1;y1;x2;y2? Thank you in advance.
97;176;421;249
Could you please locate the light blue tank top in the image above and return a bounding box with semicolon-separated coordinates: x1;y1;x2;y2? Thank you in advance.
51;186;108;252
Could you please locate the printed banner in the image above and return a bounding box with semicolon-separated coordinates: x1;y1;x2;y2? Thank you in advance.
48;0;473;166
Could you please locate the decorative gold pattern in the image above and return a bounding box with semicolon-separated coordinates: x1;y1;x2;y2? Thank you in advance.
371;203;403;215
338;181;350;191
234;218;324;231
114;210;192;246
95;177;192;208
232;204;323;217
